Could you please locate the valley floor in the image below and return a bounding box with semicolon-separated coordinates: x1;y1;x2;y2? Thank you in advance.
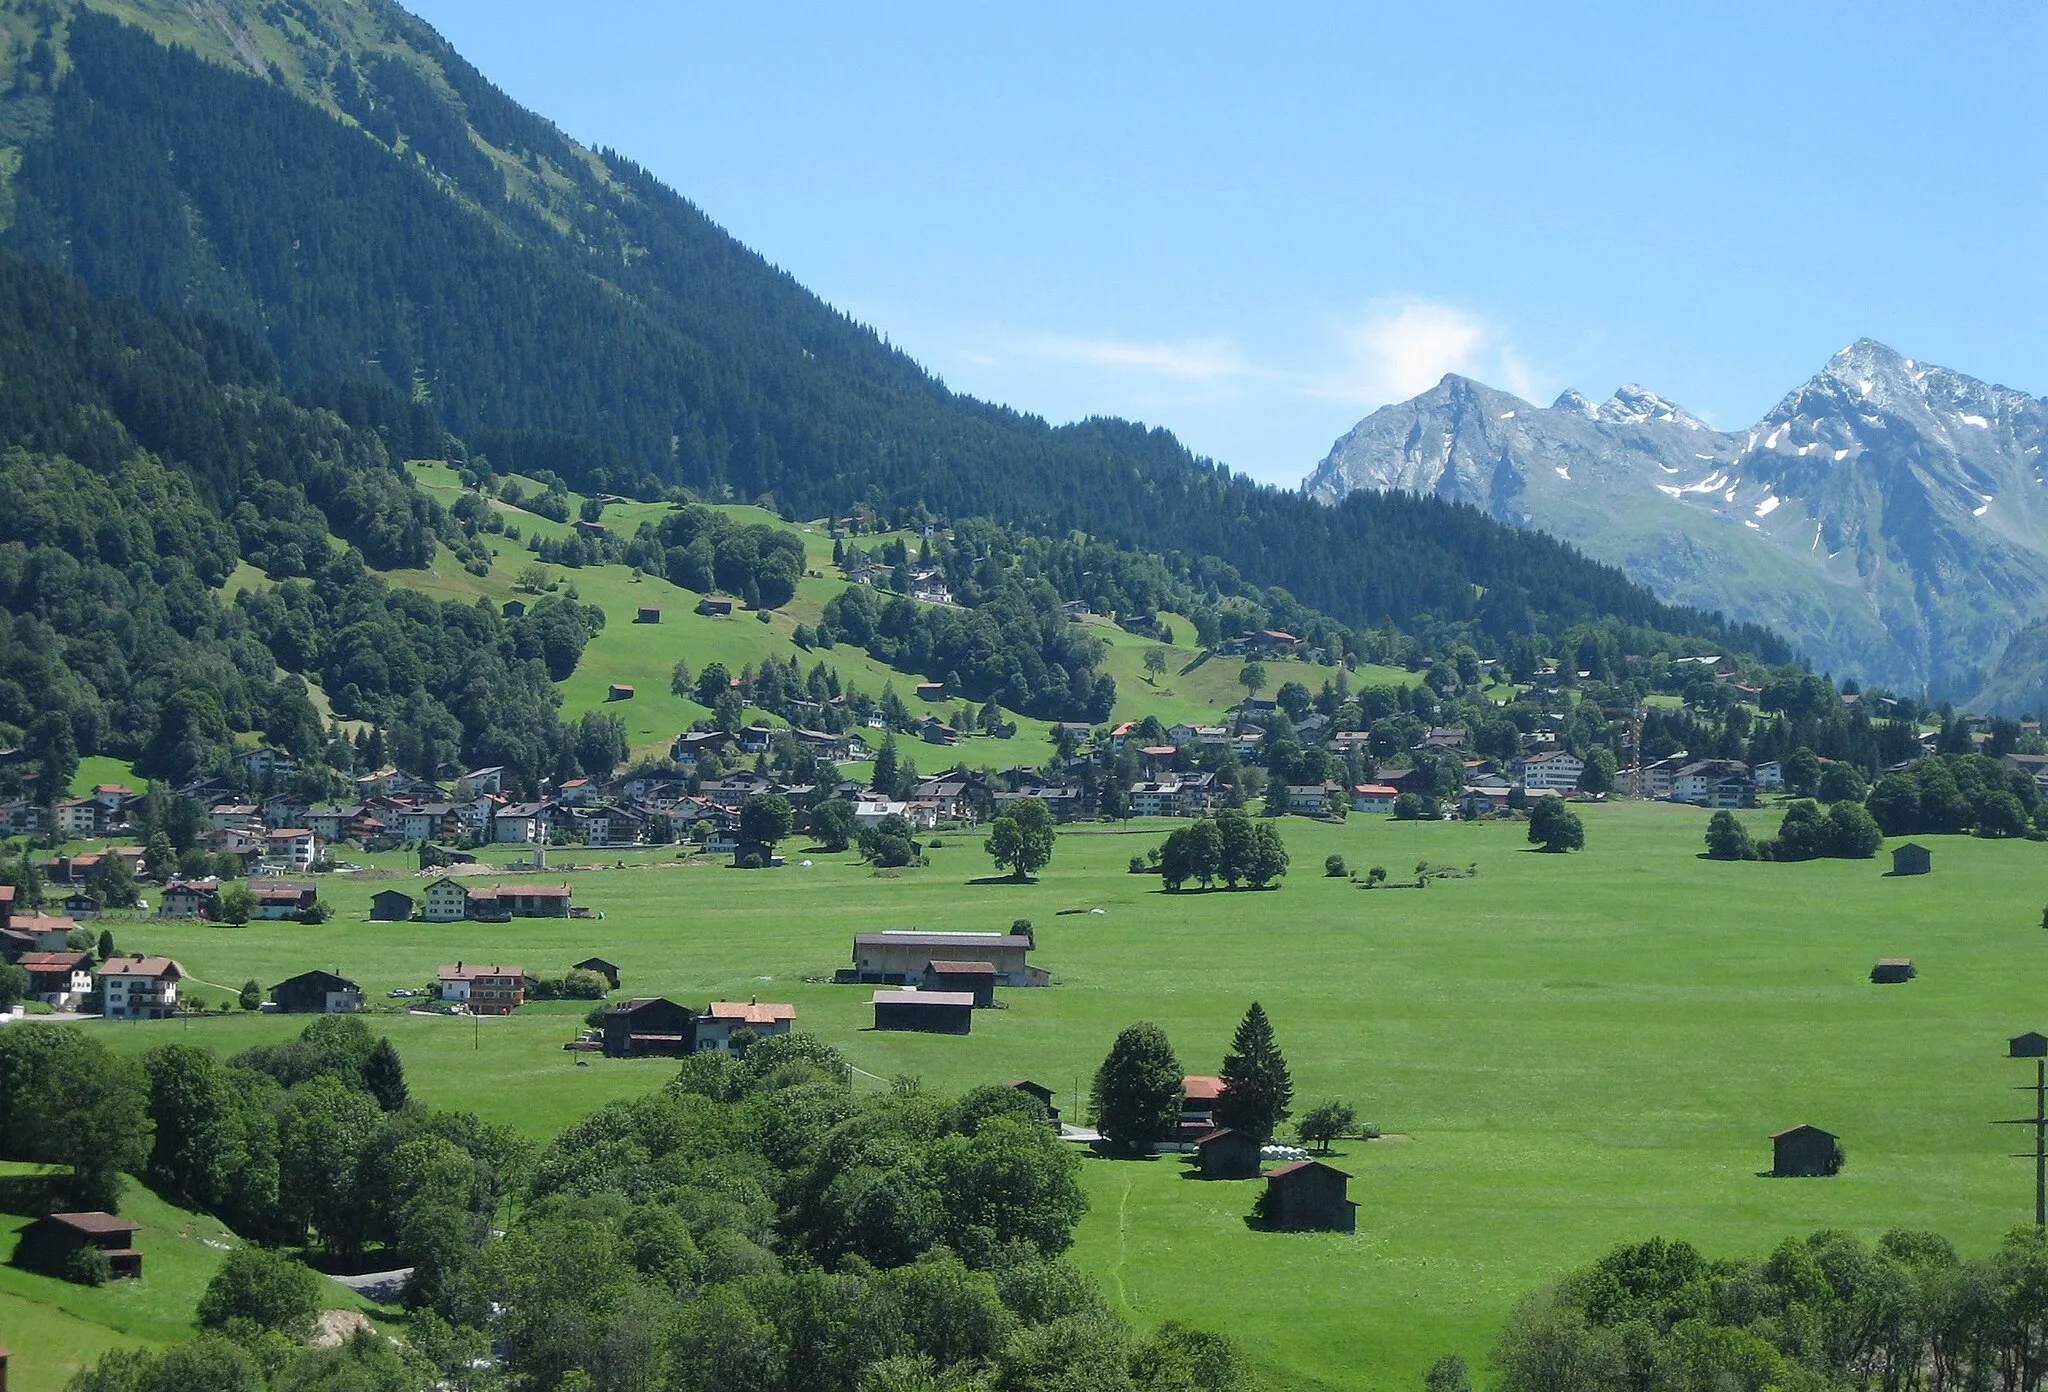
19;800;2048;1390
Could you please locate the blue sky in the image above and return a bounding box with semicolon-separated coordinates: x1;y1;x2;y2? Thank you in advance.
408;1;2048;485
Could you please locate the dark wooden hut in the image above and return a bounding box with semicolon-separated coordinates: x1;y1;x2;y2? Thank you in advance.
1771;1124;1842;1177
1195;1127;1263;1180
1891;843;1931;876
922;960;997;1007
872;989;974;1035
601;998;696;1057
1259;1160;1356;1231
1870;958;1916;984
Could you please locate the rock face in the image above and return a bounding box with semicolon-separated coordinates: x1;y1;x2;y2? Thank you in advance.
1302;340;2048;703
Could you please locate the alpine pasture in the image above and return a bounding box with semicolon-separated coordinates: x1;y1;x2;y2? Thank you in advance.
75;801;2048;1391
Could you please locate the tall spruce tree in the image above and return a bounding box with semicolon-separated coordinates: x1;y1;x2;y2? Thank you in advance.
1215;1002;1292;1142
361;1037;409;1113
1091;1022;1183;1156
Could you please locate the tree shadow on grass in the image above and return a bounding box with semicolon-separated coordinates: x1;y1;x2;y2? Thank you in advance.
964;875;1035;886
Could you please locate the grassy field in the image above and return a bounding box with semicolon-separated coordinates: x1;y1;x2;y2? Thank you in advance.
0;1160;380;1392
383;467;1378;760
42;801;2048;1389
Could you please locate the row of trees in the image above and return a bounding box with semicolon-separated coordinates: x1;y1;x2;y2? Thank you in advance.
1705;802;1884;862
1487;1227;2048;1392
1091;1005;1304;1153
1154;813;1291;890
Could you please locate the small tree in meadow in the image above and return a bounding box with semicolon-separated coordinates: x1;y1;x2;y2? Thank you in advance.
1527;799;1584;853
1296;1101;1357;1154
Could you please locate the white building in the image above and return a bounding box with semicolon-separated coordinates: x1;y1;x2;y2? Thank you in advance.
695;1000;797;1055
1351;784;1399;814
422;876;473;923
1521;752;1585;793
263;828;321;872
98;956;182;1020
1128;781;1184;817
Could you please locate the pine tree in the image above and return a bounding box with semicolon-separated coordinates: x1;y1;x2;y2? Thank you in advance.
1215;1002;1292;1142
362;1037;409;1112
872;734;899;793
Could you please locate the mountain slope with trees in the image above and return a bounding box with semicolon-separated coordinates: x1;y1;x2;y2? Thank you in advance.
0;1;1784;668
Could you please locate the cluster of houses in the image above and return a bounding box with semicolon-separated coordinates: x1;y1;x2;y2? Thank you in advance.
594;996;798;1057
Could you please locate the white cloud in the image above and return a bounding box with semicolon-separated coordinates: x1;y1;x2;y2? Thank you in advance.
1316;297;1545;409
1004;333;1255;382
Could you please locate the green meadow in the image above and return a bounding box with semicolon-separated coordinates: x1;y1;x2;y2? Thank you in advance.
53;800;2048;1391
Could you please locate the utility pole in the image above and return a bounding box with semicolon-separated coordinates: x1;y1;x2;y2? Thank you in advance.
2002;1033;2048;1228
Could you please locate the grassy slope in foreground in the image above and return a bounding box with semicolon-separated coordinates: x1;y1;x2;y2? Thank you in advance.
65;800;2048;1390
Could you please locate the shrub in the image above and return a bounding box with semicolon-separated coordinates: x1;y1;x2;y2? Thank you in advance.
198;1245;321;1338
64;1246;111;1286
1323;854;1346;878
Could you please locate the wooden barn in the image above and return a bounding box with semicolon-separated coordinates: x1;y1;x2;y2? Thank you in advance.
1006;1079;1060;1125
2013;1032;2048;1059
1771;1124;1842;1177
601;998;697;1057
369;890;415;922
696;596;736;616
1870;958;1916;984
501;600;525;618
1195;1127;1263;1180
1259;1160;1357;1231
1892;843;1931;876
18;1212;142;1279
607;684;636;702
872;989;975;1035
922;960;997;1007
636;606;661;624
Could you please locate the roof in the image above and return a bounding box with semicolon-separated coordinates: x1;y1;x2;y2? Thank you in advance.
856;931;1030;950
1352;784;1400;796
16;951;89;970
98;956;179;979
1265;1159;1351;1180
605;997;693;1016
44;1211;138;1236
872;990;976;1007
437;963;524;981
1182;1075;1226;1101
573;956;619;970
926;960;998;975
1770;1124;1836;1139
705;1001;797;1023
1195;1127;1246;1147
12;913;76;932
274;970;358;991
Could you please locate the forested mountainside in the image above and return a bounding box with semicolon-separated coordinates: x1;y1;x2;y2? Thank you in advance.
0;1;1784;665
1304;342;2048;704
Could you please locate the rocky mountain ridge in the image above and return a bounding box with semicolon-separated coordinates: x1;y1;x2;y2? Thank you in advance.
1303;340;2048;707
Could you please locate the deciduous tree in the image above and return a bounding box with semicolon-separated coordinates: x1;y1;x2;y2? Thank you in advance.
1091;1023;1183;1156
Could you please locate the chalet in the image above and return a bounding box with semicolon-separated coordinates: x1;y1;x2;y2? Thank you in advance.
555;777;602;807
920;720;960;747
369;890;416;922
249;883;317;920
1007;1079;1060;1125
695;596;736;617
581;806;645;847
18;1212;142;1280
922;960;998;1007
422;877;472;922
1520;751;1585;793
0;800;45;837
1770;1124;1842;1178
436;962;526;1015
695;999;797;1055
872;989;975;1034
159;879;220;919
1642;753;1690;800
1169;724;1230;749
993;784;1089;822
636;606;662;624
17;951;92;1006
1259;1160;1357;1231
706;772;772;808
54;798;99;839
456;767;508;797
1128;781;1185;818
1672;760;1755;808
264;828;322;871
305;805;364;843
1179;1075;1226;1139
572;518;608;538
60;892;103;920
2003;752;2048;791
909;778;979;822
1752;760;1785;792
1138;745;1179;773
463;884;574;920
601;998;697;1057
908;570;951;604
1892;844;1932;877
1284;784;1341;815
502;599;526;618
98;956;182;1020
207;802;260;832
492;803;546;844
851;930;1047;987
671;730;735;765
271;971;362;1014
1195;1127;1264;1180
1351;784;1399;814
1419;726;1469;752
239;746;296;782
573;957;622;990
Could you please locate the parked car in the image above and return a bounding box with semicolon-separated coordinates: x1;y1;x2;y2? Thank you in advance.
387;988;416;998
